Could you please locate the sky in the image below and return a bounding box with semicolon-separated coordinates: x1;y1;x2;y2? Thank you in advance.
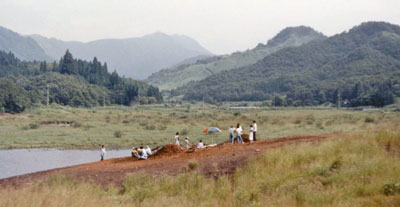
0;0;399;55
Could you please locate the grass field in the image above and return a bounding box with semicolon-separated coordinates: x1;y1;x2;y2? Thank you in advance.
1;128;400;207
0;105;398;149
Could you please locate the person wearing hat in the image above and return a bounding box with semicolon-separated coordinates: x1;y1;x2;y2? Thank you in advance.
184;137;190;149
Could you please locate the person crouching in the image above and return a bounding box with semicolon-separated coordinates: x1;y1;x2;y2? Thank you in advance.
138;146;148;160
131;147;139;158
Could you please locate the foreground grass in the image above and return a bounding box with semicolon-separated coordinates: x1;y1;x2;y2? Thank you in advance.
2;129;400;207
0;105;398;149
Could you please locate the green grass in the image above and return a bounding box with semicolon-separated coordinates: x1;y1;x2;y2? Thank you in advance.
0;105;399;149
2;129;400;206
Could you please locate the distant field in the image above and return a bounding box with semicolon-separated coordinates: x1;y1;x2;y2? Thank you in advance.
0;105;398;149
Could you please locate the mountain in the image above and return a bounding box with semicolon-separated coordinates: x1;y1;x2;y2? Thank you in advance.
30;32;212;79
146;26;326;90
0;26;52;61
181;22;400;107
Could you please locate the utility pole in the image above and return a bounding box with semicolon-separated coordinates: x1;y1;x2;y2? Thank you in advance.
46;83;49;107
202;94;205;109
337;89;341;109
103;91;106;108
272;91;275;107
138;87;140;106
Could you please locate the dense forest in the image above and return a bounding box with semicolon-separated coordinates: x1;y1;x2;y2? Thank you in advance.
180;22;400;107
0;50;162;113
146;26;326;90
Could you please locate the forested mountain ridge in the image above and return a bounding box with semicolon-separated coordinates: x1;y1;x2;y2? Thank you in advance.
181;22;400;107
146;26;326;90
29;32;212;79
0;50;162;113
0;26;52;61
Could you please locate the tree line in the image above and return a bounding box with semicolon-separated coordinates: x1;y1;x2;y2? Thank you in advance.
0;50;162;113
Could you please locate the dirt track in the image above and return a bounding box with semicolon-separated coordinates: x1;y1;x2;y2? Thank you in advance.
0;134;333;188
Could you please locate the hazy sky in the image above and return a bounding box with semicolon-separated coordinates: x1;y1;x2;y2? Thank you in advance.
1;0;399;54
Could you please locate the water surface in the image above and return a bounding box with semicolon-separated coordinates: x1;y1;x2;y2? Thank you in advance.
0;148;130;179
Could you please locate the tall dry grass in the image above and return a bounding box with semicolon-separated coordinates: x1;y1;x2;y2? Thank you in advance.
2;130;400;207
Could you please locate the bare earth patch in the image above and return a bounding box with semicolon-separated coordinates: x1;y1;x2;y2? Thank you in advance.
0;133;336;188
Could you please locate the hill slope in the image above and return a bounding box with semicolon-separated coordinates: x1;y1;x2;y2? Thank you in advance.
0;50;162;113
146;26;326;90
0;26;52;61
30;32;212;79
182;22;400;107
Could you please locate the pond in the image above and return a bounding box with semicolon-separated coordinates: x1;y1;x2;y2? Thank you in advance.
0;148;131;179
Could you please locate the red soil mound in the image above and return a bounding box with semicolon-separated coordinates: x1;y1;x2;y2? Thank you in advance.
242;134;250;142
228;134;250;143
153;144;184;157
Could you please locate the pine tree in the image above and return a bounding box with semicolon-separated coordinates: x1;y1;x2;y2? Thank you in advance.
40;61;47;73
60;50;78;75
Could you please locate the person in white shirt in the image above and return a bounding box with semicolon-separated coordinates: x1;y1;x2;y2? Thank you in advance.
184;137;190;149
100;145;106;161
229;126;235;144
236;123;244;144
138;146;148;160
197;140;205;148
253;120;257;141
249;125;254;142
174;132;180;146
145;145;152;156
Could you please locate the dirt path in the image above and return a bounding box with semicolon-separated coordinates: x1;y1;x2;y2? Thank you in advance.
0;134;334;188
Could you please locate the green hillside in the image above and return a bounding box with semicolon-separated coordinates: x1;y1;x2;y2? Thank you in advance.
146;26;326;90
182;22;400;107
0;50;162;113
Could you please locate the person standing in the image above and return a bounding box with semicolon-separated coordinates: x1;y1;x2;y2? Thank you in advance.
236;123;244;144
174;132;180;146
100;145;106;161
184;137;190;149
249;125;254;142
253;120;257;141
229;125;235;144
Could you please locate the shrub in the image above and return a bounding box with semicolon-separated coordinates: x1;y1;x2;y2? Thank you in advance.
233;111;241;116
29;123;39;129
316;122;324;129
325;120;334;126
157;125;167;130
383;182;400;195
114;130;122;138
73;122;82;128
144;125;156;130
181;128;189;135
330;159;342;171
306;114;315;122
365;117;375;123
187;162;198;171
122;120;130;124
